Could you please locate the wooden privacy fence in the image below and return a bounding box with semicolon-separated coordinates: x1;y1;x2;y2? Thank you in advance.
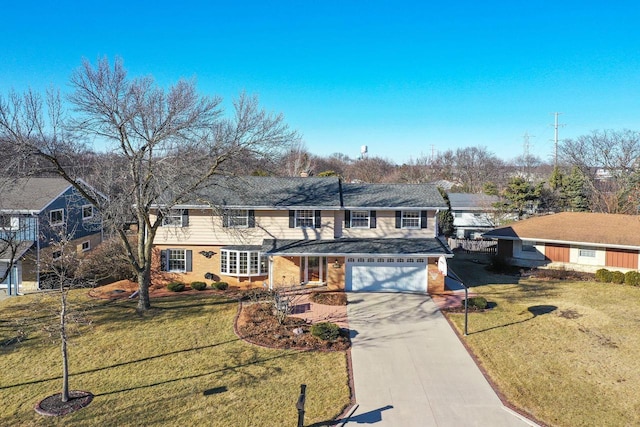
448;238;497;254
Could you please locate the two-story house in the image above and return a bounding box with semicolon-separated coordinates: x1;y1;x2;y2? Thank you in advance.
0;178;103;295
447;193;503;239
152;176;452;293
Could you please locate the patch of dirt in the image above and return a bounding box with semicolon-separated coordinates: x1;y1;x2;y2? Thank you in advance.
559;309;582;319
309;291;347;306
35;390;93;416
236;303;350;351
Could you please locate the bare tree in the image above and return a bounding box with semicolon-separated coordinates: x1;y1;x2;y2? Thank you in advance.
281;141;314;177
560;129;640;213
0;57;298;312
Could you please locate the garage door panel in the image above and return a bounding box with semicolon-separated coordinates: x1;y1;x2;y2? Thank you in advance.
347;262;427;292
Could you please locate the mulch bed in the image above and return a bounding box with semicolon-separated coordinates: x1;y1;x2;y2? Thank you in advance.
35;390;93;416
309;291;347;306
237;303;350;351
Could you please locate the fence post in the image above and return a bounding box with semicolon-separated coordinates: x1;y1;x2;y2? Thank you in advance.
296;384;306;427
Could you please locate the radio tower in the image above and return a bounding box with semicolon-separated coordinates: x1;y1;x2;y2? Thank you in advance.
551;112;564;167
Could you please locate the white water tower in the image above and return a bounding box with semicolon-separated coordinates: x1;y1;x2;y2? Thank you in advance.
360;145;368;159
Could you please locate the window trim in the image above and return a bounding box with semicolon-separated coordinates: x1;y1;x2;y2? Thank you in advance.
579;247;596;258
220;249;267;276
350;210;370;228
81;240;91;252
401;211;420;229
161;209;185;227
81;204;94;221
228;209;249;228
295;210;315;228
50;209;64;226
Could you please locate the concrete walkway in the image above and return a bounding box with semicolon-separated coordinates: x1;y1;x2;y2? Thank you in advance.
343;293;534;427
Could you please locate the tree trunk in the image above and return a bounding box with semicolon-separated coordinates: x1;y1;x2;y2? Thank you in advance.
60;290;70;402
136;267;151;312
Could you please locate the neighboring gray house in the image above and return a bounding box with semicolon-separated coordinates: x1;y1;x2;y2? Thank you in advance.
0;178;103;294
152;177;453;293
447;193;502;239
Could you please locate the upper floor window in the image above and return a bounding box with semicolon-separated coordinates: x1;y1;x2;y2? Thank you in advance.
351;210;370;228
401;211;420;229
0;215;19;231
289;210;321;228
223;209;255;228
395;210;427;229
296;210;314;227
161;209;187;227
50;209;64;226
220;249;267;276
82;205;94;221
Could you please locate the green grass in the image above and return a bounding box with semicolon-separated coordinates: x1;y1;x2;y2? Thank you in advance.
446;256;640;427
0;291;350;426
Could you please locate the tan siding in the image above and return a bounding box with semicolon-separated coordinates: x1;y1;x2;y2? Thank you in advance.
545;243;570;262
340;210;436;238
153;209;336;245
606;249;639;269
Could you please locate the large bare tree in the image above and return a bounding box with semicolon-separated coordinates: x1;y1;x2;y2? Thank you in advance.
560;129;640;213
0;57;298;311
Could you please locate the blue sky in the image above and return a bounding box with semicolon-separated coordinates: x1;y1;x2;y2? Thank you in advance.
2;1;640;164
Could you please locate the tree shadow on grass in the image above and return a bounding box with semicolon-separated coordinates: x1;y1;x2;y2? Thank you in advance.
0;336;244;390
469;304;557;334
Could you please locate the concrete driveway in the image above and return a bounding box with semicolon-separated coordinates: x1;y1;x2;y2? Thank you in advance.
343;293;534;427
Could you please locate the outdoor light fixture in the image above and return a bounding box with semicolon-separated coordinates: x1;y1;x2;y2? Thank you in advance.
333;260;340;268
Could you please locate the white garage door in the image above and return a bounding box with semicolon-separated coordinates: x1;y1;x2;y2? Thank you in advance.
345;257;427;292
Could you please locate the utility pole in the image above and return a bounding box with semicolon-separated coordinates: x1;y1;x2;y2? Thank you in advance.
551;112;564;167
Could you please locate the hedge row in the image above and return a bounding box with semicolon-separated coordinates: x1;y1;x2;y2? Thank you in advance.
595;269;640;286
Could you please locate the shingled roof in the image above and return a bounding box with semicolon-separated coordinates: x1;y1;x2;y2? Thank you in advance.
483;212;640;248
0;178;72;212
188;176;343;209
342;183;446;209
448;193;500;210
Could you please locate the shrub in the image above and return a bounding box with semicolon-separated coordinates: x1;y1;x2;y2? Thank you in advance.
213;281;229;291
611;271;625;284
191;281;207;291
310;322;341;341
595;269;612;283
465;296;488;310
167;282;185;292
625;271;640;286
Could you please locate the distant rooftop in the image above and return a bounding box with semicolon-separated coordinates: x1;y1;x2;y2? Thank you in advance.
448;193;501;210
0;178;72;212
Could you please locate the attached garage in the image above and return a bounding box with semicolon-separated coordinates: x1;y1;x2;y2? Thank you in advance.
345;257;428;292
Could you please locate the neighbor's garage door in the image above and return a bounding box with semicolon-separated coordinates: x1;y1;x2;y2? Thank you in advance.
345;257;427;292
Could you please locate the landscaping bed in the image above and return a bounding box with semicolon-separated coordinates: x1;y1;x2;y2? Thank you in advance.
237;302;350;351
309;291;347;306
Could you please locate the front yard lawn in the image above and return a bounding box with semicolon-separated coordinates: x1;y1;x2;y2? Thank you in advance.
445;258;640;427
0;291;350;426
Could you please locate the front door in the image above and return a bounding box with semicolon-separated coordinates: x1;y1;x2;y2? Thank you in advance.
301;256;323;283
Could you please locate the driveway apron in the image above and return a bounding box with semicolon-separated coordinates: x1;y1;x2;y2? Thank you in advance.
344;293;533;427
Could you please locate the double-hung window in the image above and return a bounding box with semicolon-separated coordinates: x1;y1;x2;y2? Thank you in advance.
350;210;370;228
295;210;314;228
166;249;188;272
50;209;64;226
227;209;249;228
401;211;420;229
220;249;267;276
162;209;186;227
